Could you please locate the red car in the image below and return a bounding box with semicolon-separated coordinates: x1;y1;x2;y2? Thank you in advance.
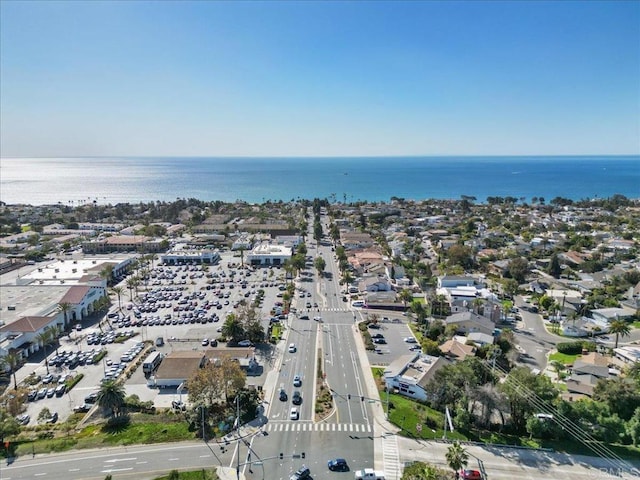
459;470;482;480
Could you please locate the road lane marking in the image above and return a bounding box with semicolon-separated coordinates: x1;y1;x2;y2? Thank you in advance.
104;457;137;462
101;468;134;473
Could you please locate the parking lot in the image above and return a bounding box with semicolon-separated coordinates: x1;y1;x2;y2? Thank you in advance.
19;249;292;425
363;314;420;366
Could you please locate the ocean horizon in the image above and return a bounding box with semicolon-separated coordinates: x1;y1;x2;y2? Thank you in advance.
1;155;638;206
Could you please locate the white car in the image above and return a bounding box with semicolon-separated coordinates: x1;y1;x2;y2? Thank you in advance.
288;343;296;353
289;407;299;420
238;340;253;347
404;337;417;343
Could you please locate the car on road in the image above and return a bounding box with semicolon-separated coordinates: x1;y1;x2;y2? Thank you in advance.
327;458;348;471
279;389;288;402
289;407;299;420
299;314;310;320
293;375;302;387
288;343;297;353
292;390;302;405
289;465;310;480
459;470;482;480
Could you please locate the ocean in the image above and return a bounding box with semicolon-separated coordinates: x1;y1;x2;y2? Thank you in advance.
0;156;638;206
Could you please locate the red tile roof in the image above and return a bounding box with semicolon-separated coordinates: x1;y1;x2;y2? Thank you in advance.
0;316;53;333
59;285;90;304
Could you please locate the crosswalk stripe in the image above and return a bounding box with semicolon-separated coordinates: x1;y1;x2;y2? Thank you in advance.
264;422;371;432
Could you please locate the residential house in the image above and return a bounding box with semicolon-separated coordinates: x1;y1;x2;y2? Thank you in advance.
445;311;495;336
383;353;450;402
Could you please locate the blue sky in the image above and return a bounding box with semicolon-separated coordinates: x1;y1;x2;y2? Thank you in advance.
1;0;638;157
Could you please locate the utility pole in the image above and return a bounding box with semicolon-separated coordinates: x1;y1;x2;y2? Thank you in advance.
236;395;240;480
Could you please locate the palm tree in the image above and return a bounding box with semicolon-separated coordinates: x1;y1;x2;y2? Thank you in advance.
110;286;124;311
446;441;469;479
0;352;22;390
125;277;137;302
550;360;565;384
472;297;484;315
98;380;126;418
99;264;115;286
399;288;413;311
609;319;631;348
57;302;72;329
36;327;55;375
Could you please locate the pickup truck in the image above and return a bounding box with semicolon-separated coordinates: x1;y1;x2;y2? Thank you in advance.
354;468;385;480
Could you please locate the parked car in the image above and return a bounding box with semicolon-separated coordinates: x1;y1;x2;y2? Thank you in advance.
73;404;91;413
16;414;30;425
327;458;348;471
84;392;99;404
404;337;417;343
45;412;59;424
237;340;253;347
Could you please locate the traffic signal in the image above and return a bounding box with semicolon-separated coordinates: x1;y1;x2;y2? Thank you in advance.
348;394;351;400
301;452;305;459
279;452;283;460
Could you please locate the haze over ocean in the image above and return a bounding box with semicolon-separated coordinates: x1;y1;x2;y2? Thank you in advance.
1;156;638;206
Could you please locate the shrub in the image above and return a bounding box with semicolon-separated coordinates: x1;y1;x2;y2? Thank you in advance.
557;341;596;355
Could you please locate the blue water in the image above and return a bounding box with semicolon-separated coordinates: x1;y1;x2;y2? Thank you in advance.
0;156;638;205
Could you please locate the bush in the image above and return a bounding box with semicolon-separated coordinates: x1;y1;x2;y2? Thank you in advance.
556;342;580;355
556;341;595;355
66;373;84;392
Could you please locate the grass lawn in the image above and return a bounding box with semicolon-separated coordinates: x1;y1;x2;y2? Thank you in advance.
14;414;194;456
154;469;219;480
548;352;581;365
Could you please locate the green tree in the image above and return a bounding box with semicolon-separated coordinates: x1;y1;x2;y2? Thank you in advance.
401;461;450;480
627;407;640;447
314;256;326;276
608;319;631;348
507;257;529;284
592;376;640;420
399;289;413;310
221;314;245;343
36;327;56;375
110;286;124;311
98;380;126;418
0;408;20;441
57;301;73;329
547;253;562;278
0;352;22;390
499;366;558;433
445;441;468;478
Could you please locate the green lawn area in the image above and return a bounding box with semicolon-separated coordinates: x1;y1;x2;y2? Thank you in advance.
548;352;581;365
13;414;194;456
632;321;640;329
154;469;219;480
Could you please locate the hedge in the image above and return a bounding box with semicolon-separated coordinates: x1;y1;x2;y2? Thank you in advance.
557;341;596;355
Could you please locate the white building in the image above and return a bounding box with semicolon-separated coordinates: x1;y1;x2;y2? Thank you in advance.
383;353;450;401
160;245;220;265
247;243;292;266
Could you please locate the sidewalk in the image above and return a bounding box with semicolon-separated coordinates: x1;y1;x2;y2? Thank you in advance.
351;319;400;476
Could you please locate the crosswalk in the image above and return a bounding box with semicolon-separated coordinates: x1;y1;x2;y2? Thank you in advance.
264;422;372;433
381;433;401;480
